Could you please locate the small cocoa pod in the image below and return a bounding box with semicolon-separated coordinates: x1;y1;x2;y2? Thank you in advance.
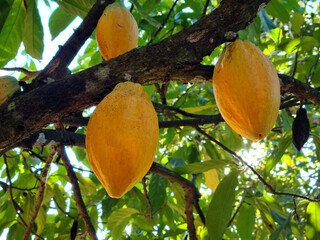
292;107;310;151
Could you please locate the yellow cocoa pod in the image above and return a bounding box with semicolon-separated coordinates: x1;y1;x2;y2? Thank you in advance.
86;81;159;198
0;76;19;105
212;39;280;141
96;2;139;60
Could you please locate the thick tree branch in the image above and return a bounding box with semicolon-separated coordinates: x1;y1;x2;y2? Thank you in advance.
33;0;114;85
23;148;56;240
57;146;98;240
279;74;320;105
0;0;270;150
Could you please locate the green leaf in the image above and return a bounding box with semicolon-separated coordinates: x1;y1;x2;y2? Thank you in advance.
76;173;97;196
107;208;139;239
258;9;277;33
170;182;185;207
0;0;26;68
256;198;276;232
22;0;44;59
132;214;154;231
266;0;290;23
0;0;11;33
312;134;320;161
306;202;320;239
221;124;243;152
149;174;167;213
264;133;292;175
236;202;256;240
291;13;304;35
13;173;36;189
49;7;76;40
206;170;240;240
101;197;119;220
299;36;319;52
281;110;293;133
130;0;162;28
269;227;283;240
7;223;25;240
203;141;220;160
311;65;320;87
174;159;231;174
313;29;320;44
21;193;35;223
36;206;47;235
56;0;93;18
53;183;67;212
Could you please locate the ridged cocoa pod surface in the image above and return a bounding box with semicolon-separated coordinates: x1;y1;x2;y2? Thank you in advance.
292;107;310;151
96;2;139;60
212;39;280;141
86;82;159;198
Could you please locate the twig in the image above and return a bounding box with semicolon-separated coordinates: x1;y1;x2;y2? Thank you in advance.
148;0;178;45
291;52;299;78
3;154;27;223
23;148;56;240
149;162;206;226
1;67;41;81
0;180;38;192
184;188;197;240
57;145;98;240
142;177;153;220
293;197;300;222
194;200;206;226
228;189;248;227
153;102;216;119
202;0;211;16
53;198;75;219
3;155;44;239
195;126;320;202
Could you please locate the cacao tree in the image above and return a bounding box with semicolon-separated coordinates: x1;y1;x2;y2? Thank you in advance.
0;0;320;239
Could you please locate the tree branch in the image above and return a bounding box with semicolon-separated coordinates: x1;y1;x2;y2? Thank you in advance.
142;177;153;220
32;0;114;85
184;188;197;240
57;146;98;240
0;0;271;150
23;148;56;240
149;163;206;226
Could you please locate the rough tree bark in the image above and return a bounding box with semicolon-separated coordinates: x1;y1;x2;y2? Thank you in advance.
0;0;319;151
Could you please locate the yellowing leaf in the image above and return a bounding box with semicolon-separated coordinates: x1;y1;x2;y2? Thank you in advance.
181;105;214;114
203;149;219;192
204;168;219;192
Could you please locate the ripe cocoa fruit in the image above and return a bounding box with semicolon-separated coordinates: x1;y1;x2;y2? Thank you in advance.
292;107;310;151
0;76;20;105
86;82;159;198
212;39;280;141
96;2;139;60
